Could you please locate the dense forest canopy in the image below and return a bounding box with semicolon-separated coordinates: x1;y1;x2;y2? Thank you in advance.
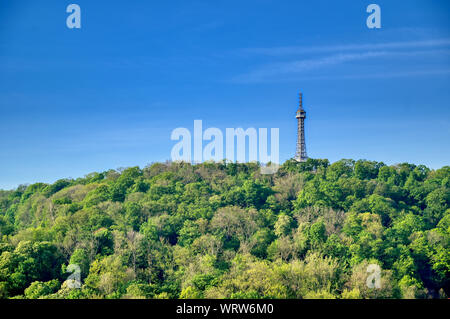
0;158;448;299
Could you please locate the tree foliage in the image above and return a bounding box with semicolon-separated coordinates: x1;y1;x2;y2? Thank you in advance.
0;159;448;299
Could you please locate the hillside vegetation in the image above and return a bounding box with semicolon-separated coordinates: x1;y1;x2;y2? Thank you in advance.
0;159;448;299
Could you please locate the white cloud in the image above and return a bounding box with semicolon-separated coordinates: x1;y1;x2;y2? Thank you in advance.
240;38;450;56
233;46;450;83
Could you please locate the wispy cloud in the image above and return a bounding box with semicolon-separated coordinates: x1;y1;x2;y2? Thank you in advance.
234;51;389;82
233;39;450;83
239;38;450;56
275;68;450;82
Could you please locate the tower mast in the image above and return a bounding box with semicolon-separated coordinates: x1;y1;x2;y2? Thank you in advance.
295;92;308;162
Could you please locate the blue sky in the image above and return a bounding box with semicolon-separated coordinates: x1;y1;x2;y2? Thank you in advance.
1;0;450;189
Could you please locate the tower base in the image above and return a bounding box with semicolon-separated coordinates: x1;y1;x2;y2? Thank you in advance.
294;156;308;163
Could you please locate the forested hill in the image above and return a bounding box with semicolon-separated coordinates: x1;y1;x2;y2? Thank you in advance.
0;159;448;299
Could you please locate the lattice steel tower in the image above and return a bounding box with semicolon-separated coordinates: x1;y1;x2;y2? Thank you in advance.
295;92;308;162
